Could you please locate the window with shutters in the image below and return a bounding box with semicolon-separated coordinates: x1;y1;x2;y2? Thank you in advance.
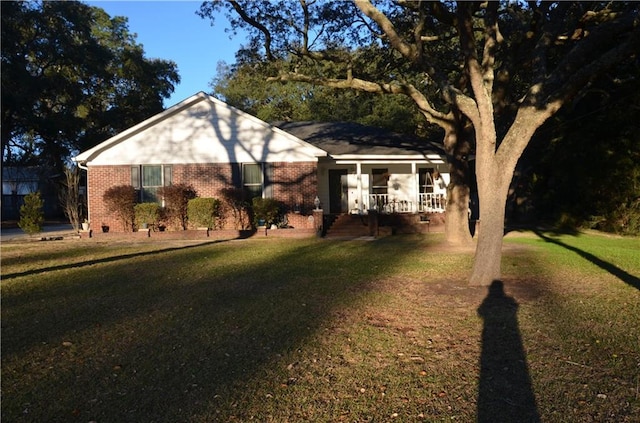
131;165;172;203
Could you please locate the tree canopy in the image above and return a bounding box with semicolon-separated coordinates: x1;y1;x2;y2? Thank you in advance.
200;1;640;285
523;68;640;235
212;61;428;136
1;1;180;172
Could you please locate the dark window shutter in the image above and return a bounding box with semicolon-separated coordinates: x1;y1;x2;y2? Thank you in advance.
264;163;274;198
131;166;140;188
231;163;242;188
163;165;172;186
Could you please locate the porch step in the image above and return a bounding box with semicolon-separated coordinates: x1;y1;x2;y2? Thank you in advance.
324;214;372;238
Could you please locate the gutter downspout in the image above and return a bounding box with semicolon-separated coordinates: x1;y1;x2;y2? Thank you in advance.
74;160;90;224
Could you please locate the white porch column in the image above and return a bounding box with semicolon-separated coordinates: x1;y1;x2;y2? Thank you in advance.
412;162;419;213
356;162;363;213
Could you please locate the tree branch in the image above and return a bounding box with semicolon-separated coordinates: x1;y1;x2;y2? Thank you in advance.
227;0;274;60
353;0;417;61
455;2;493;136
498;13;640;172
268;71;452;127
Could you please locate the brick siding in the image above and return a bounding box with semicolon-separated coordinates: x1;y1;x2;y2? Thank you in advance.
87;162;318;232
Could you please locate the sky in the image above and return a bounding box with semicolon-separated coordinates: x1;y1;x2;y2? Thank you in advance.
86;1;244;108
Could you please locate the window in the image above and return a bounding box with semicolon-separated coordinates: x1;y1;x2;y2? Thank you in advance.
131;165;172;203
243;163;263;200
419;168;435;193
372;168;389;195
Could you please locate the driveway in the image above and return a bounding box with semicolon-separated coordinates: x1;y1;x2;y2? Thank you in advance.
0;223;76;242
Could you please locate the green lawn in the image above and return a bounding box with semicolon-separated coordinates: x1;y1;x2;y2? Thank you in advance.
1;232;638;422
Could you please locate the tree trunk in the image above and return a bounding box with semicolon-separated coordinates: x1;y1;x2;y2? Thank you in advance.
468;184;508;286
442;120;473;245
445;178;471;244
468;142;517;286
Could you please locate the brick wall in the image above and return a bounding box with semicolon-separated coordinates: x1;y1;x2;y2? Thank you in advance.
87;162;318;232
87;165;132;232
270;162;318;213
172;163;233;198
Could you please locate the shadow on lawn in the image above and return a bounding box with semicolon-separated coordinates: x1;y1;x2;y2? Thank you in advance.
0;240;226;280
1;238;422;422
477;280;540;423
534;230;640;290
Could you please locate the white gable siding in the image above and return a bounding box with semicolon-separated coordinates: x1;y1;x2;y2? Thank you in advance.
77;93;324;166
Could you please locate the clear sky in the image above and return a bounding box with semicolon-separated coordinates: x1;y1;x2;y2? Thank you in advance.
86;1;244;108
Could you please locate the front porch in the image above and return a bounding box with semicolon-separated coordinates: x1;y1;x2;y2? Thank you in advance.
318;161;449;216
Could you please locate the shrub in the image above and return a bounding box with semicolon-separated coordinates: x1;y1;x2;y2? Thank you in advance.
219;187;250;230
18;191;44;236
103;185;136;231
251;197;283;227
59;166;83;231
158;184;197;230
134;202;160;229
187;197;220;229
599;198;640;236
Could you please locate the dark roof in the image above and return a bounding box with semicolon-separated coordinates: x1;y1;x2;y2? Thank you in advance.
273;121;445;157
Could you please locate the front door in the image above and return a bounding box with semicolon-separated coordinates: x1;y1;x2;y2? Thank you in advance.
328;169;348;214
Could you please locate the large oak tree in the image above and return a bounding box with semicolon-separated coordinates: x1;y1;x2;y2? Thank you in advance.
1;1;180;173
200;1;639;286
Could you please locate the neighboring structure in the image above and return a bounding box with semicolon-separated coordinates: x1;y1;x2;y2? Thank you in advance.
1;166;63;220
73;92;448;232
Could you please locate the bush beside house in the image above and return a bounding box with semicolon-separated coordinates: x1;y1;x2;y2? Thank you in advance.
134;203;160;230
187;197;221;229
103;185;136;231
252;197;283;228
219;187;251;230
157;184;197;230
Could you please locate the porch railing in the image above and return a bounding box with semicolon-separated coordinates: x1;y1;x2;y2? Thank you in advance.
367;193;446;214
367;194;412;213
418;193;446;212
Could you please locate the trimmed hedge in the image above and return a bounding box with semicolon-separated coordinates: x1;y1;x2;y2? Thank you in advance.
134;202;160;229
187;197;220;229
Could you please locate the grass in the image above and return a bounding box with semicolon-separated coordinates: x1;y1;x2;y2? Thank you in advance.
1;232;639;422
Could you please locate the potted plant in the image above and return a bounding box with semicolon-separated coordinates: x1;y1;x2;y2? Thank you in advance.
81;219;90;231
134;202;160;230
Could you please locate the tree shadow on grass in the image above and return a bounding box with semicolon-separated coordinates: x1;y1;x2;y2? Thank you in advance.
1;238;430;422
477;280;540;423
534;230;640;291
0;240;226;280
